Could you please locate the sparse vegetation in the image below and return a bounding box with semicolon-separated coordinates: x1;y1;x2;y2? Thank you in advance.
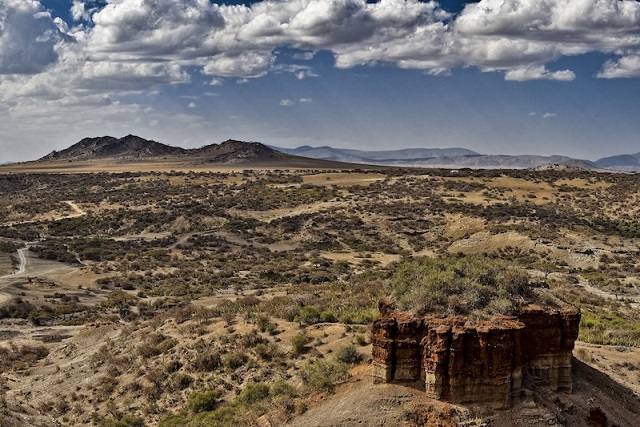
2;167;640;425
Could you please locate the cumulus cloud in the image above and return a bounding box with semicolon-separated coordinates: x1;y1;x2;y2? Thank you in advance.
4;0;640;111
202;51;274;78
504;65;575;82
542;112;558;118
597;53;640;78
454;0;640;75
88;0;224;58
279;99;294;106
0;0;70;74
299;98;312;103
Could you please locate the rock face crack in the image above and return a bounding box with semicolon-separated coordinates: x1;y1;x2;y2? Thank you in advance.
372;301;580;409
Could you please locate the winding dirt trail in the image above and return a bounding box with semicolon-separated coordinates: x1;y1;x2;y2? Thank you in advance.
63;200;86;218
0;200;87;306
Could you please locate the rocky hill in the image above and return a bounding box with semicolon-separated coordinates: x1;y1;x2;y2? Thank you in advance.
194;139;287;163
35;135;356;168
40;135;187;161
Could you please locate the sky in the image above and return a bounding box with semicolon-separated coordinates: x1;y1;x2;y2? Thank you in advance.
1;0;640;162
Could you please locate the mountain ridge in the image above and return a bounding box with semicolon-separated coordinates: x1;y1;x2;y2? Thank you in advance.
271;145;600;170
33;136;638;172
595;152;640;171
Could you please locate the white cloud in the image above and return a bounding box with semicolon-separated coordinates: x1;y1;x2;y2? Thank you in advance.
295;70;319;80
299;98;312;103
504;65;575;82
279;99;294;106
293;51;316;60
542;112;558;118
4;0;640;120
202;51;274;78
209;78;223;86
597;53;640;78
88;0;224;58
188;102;196;108
0;0;70;74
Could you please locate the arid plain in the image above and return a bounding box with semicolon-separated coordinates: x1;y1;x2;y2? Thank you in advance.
2;144;640;426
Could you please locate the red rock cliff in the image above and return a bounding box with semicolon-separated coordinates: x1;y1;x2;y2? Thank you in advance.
372;302;580;409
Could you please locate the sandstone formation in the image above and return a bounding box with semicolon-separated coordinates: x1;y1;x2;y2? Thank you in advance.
372;301;580;409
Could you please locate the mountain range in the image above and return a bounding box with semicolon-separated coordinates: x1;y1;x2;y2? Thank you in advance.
37;135;346;168
27;135;640;172
272;145;606;170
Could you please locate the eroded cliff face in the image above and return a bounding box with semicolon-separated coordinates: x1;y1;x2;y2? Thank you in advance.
372;302;580;409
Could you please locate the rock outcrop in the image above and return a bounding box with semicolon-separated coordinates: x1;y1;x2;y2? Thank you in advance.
372;301;580;409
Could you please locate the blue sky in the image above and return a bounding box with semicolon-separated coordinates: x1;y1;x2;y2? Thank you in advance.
1;0;640;162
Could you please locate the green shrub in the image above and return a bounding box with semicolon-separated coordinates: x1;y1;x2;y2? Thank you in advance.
335;344;362;365
299;360;348;393
390;256;534;315
237;382;270;405
187;390;221;413
291;333;311;355
222;352;248;370
297;306;321;325
354;334;367;346
159;414;188;427
320;310;337;323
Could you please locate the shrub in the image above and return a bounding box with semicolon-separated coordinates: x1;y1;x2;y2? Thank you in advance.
291;334;311;356
159;414;188;427
297;306;321;325
191;352;221;372
187;390;221;413
335;344;362;365
390;256;534;315
354;334;367;346
222;352;248;370
299;360;348;393
237;382;270;405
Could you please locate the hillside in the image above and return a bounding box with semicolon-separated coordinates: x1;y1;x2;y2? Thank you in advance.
595;153;640;171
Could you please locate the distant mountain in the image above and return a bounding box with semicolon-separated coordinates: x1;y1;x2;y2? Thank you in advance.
595;153;640;171
33;136;613;171
272;145;479;163
34;136;369;169
390;154;597;170
194;139;287;163
271;145;597;170
41;135;186;161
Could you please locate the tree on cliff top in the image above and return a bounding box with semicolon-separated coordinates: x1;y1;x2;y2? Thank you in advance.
389;256;537;316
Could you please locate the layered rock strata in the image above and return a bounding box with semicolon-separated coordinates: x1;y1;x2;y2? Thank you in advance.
372;302;580;409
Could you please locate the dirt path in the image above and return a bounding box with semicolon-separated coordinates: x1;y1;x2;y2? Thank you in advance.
2;200;86;228
0;246;78;306
63;200;86;217
16;247;28;274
